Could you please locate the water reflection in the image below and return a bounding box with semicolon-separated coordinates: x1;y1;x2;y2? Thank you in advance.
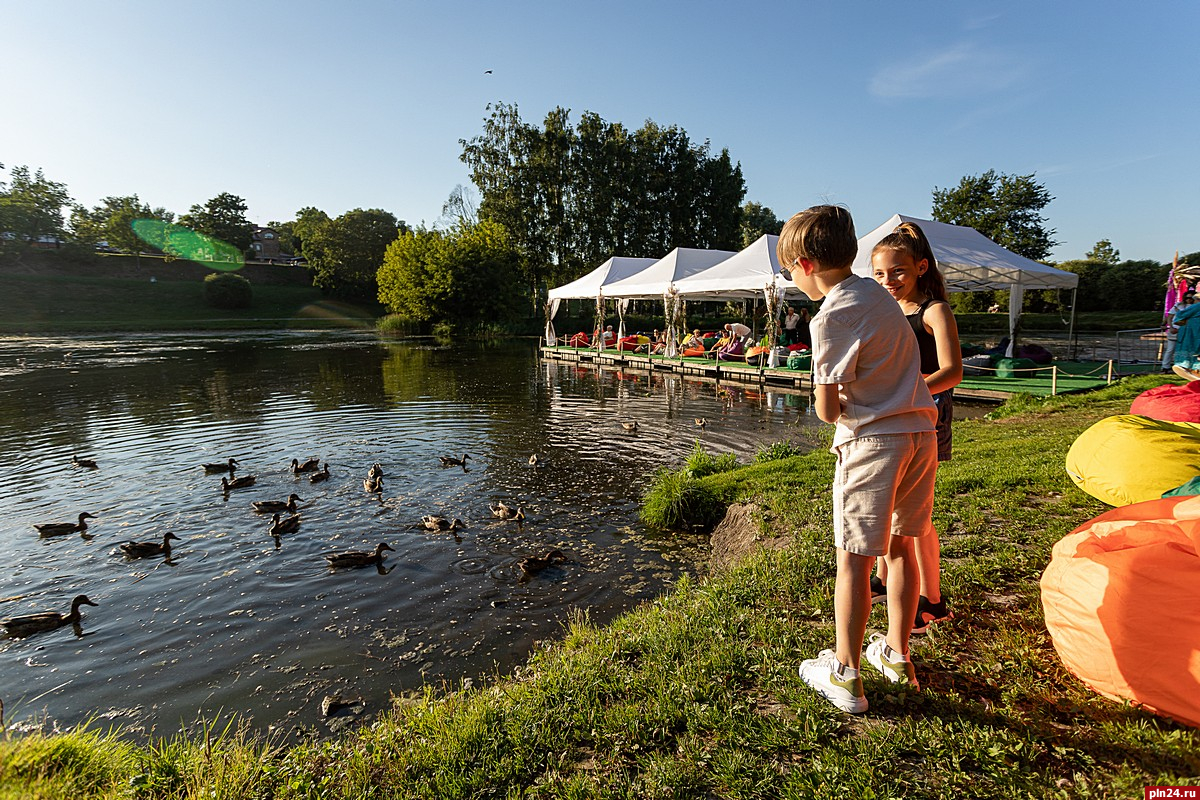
0;332;823;741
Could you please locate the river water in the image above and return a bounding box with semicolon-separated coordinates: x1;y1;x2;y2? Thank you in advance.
0;332;826;740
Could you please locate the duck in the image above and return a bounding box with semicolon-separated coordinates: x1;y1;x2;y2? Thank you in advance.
438;453;470;467
72;454;98;469
202;457;239;473
251;494;303;513
324;542;394;568
35;512;95;537
528;454;539;466
621;421;639;432
516;549;567;578
418;515;466;532
367;463;383;479
694;418;709;429
363;475;384;493
221;475;257;492
488;502;525;521
309;464;331;483
291;457;321;474
269;512;301;536
2;594;98;638
120;532;180;559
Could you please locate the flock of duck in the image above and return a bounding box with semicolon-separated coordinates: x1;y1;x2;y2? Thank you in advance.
2;449;565;640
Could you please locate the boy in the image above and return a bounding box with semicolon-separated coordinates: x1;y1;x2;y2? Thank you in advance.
777;205;937;713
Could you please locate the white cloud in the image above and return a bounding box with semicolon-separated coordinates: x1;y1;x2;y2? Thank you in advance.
869;43;1030;100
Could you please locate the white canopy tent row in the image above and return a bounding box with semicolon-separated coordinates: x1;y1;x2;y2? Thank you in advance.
543;256;657;348
851;215;1080;357
601;247;738;355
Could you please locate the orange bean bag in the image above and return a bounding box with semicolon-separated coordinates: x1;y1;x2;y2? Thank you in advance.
1041;495;1200;727
1065;414;1200;506
1130;381;1200;423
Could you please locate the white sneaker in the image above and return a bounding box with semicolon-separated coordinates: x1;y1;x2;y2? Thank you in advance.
1173;364;1200;381
864;633;920;689
798;649;868;713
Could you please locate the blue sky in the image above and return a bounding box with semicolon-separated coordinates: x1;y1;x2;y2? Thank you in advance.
2;0;1197;263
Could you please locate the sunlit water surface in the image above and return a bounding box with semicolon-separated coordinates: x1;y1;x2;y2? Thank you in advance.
0;332;836;740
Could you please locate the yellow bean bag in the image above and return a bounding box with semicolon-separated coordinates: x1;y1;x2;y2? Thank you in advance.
1041;495;1200;727
1065;414;1200;506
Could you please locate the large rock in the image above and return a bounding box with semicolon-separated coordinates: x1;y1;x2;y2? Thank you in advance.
709;503;787;570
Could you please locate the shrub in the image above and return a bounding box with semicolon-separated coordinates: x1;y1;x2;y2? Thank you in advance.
377;314;419;336
755;440;806;463
203;272;252;309
640;468;729;532
683;440;738;478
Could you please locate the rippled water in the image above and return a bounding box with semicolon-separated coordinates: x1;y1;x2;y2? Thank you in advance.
0;332;824;740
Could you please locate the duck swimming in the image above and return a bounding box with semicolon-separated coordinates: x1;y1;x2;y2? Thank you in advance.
363;475;384;493
202;457;238;473
120;532;179;559
72;454;98;469
694;418;709;429
251;494;303;513
221;475;257;491
488;502;525;521
528;454;539;466
516;549;567;578
309;463;331;483
291;457;321;474
438;454;470;467
35;512;95;537
621;421;639;432
2;594;97;638
368;463;383;479
324;542;394;568
418;515;465;532
269;512;301;536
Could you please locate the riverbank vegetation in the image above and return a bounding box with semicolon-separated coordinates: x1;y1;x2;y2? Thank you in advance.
3;374;1196;798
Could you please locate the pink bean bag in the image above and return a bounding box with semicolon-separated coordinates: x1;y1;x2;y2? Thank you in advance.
1041;495;1200;727
1130;381;1200;423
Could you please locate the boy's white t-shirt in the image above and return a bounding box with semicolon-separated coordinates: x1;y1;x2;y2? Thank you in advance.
810;274;937;447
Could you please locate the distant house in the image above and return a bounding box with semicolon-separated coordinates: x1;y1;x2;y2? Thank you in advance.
250;226;282;260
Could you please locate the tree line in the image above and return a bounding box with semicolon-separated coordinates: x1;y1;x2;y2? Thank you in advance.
4;128;1195;330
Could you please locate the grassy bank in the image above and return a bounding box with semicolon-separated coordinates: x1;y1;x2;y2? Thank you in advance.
0;273;381;334
3;377;1198;798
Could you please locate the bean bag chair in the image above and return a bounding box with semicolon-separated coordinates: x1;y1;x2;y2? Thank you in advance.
617;335;647;352
716;341;746;362
568;332;590;347
744;346;770;366
1041;494;1200;727
1015;343;1054;364
786;351;811;370
682;346;707;358
962;353;996;376
1130;381;1200;423
996;357;1042;378
787;343;809;352
1163;476;1200;498
1066;414;1200;506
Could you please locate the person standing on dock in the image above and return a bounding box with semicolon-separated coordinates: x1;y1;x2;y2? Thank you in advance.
778;205;937;714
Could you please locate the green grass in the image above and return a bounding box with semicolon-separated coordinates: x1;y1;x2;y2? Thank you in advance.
2;375;1199;798
957;311;1162;335
0;273;379;333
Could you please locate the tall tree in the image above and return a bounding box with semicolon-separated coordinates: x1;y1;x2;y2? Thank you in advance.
269;206;330;259
305;208;405;301
377;219;523;329
0;164;73;263
1086;238;1120;265
178;192;254;253
740;201;783;248
931;169;1057;261
70;195;174;257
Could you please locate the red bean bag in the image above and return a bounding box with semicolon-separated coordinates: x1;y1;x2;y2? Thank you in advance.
568;332;590;347
1130;381;1200;423
1041;495;1200;727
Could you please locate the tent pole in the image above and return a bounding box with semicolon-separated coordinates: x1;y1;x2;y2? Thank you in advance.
1067;288;1078;361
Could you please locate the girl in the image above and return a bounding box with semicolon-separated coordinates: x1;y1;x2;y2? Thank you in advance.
870;222;963;633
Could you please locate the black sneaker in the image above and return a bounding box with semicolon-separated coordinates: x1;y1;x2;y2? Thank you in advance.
912;595;953;634
870;575;887;605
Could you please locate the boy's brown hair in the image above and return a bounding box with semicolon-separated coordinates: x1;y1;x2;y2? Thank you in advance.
776;205;857;271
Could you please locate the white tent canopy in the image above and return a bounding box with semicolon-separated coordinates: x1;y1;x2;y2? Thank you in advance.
852;214;1079;357
546;256;658;301
602;247;737;298
851;214;1078;292
673;235;796;299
